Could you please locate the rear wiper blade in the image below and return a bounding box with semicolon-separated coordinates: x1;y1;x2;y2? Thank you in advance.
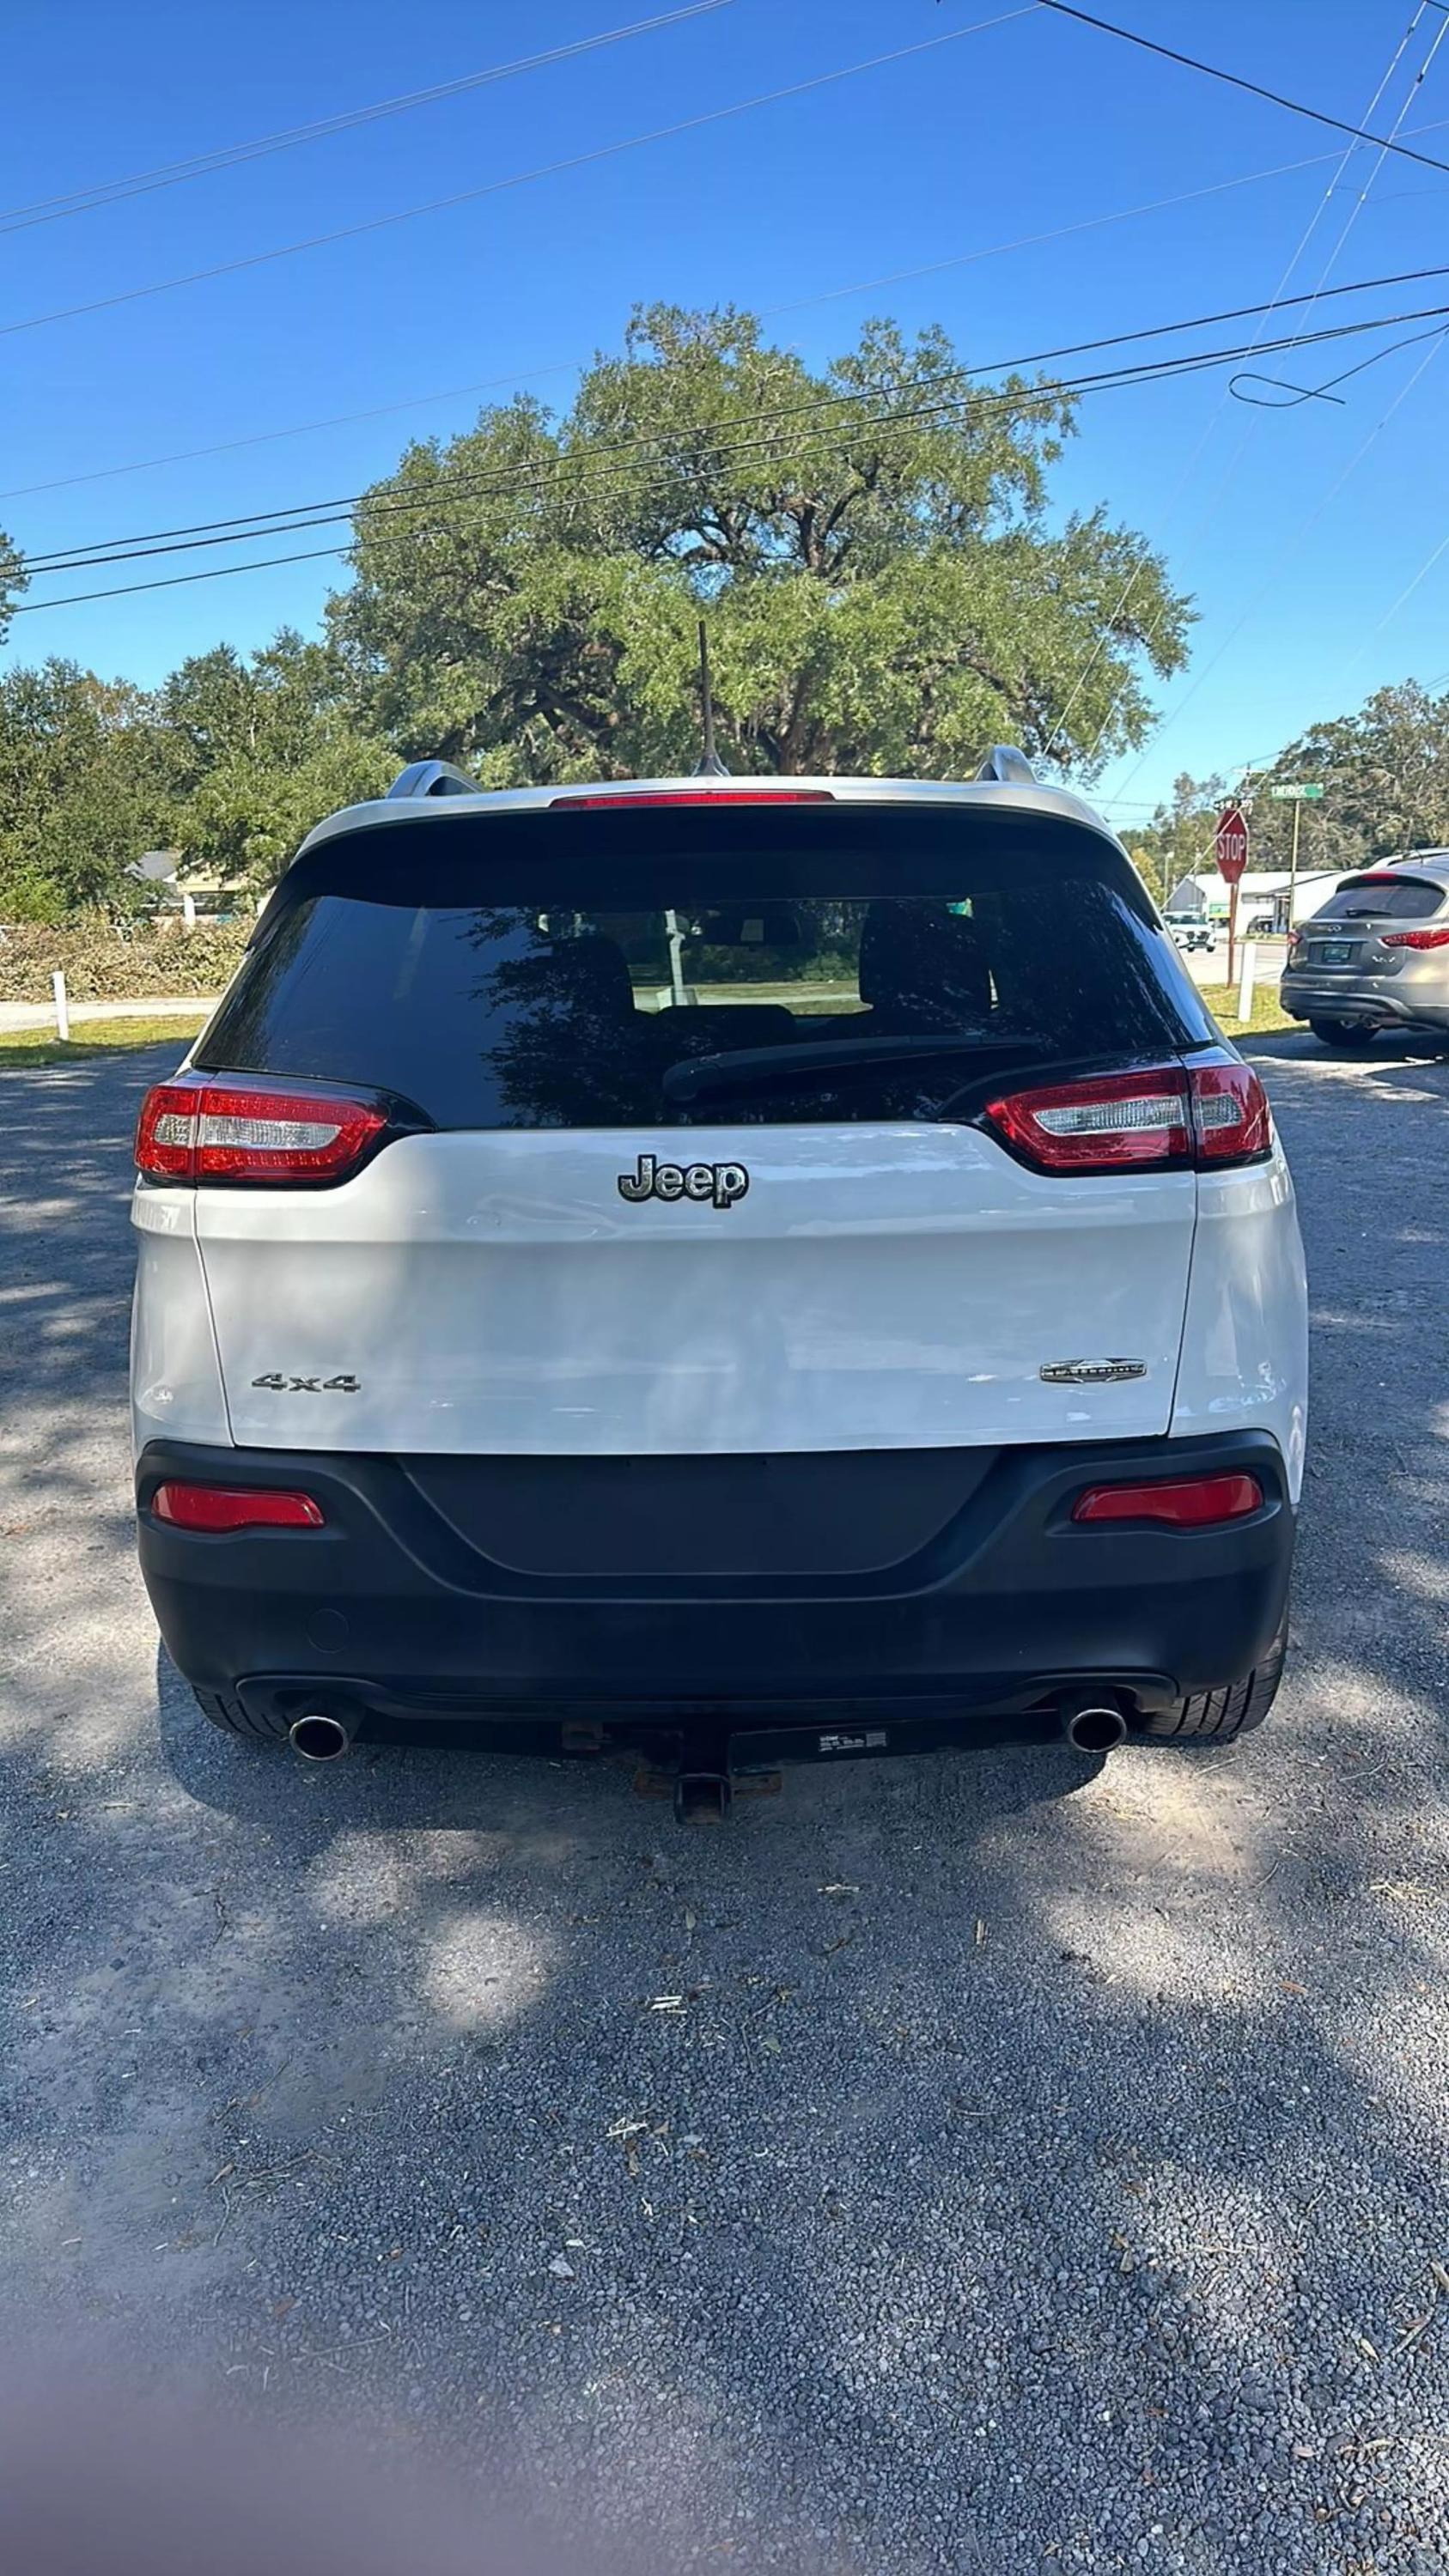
661;1032;1043;1103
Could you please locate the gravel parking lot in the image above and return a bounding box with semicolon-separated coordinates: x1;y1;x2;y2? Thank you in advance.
2;1036;1447;2574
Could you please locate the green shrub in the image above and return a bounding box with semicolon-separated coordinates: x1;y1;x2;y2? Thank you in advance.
0;915;253;1003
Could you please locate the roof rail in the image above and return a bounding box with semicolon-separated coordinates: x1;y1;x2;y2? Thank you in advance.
974;745;1037;785
385;759;480;800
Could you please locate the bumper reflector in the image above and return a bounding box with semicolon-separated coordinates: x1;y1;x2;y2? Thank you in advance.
1072;1473;1263;1528
152;1483;326;1532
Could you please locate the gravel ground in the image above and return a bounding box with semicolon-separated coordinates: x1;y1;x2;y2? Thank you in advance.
2;1034;1447;2574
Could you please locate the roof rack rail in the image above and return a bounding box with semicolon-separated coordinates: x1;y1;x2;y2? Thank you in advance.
974;745;1037;785
385;760;481;800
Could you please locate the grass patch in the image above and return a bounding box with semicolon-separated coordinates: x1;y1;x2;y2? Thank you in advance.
0;1013;206;1068
1197;981;1294;1036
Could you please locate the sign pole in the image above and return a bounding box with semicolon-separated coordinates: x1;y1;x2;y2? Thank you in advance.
1227;877;1239;990
1288;794;1302;930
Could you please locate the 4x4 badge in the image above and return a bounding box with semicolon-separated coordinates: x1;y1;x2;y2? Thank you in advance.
618;1153;749;1211
251;1373;361;1393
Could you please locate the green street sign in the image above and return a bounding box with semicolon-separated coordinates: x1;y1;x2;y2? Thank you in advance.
1268;781;1324;800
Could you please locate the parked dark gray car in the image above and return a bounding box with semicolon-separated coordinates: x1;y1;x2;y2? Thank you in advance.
1281;854;1449;1049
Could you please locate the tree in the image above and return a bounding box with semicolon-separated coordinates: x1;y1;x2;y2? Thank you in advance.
0;519;24;650
1251;681;1449;872
0;660;172;918
157;631;393;885
331;304;1193;782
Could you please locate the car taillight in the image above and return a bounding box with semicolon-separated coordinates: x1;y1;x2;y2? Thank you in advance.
1189;1059;1273;1163
135;1077;392;1185
982;1059;1270;1176
151;1483;326;1530
1073;1473;1263;1527
1382;926;1449;950
549;788;835;808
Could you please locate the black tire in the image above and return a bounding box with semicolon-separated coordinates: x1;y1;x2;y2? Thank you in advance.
1308;1018;1373;1051
192;1686;289;1745
1143;1624;1287;1743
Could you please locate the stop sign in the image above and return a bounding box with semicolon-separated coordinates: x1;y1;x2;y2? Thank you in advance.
1215;804;1249;884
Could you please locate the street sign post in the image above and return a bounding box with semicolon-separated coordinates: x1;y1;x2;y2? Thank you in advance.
1266;782;1323;922
1215;805;1250;986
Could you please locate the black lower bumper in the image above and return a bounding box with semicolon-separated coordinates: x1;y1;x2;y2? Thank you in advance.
137;1432;1294;1757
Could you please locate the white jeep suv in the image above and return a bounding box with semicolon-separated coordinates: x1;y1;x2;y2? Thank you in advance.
131;757;1306;1814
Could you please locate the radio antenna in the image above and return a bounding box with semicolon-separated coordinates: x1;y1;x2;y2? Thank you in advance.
694;619;729;776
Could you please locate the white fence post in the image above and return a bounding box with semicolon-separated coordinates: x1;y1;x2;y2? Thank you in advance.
181;891;197;929
52;970;70;1042
1237;940;1257;1025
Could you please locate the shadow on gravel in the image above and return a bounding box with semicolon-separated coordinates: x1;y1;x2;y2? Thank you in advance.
3;1050;1449;2571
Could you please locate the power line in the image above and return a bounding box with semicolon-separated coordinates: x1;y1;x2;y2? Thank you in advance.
0;9;1035;345
21;261;1449;579
12;108;1449;519
1069;3;1449;781
16;303;1449;617
0;2;741;236
1038;0;1449;177
1044;3;1441;765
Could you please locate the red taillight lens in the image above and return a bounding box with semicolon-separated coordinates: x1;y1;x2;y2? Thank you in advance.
1189;1059;1273;1163
549;788;836;809
151;1483;326;1531
1072;1473;1263;1527
1382;926;1449;950
983;1058;1271;1176
983;1067;1192;1174
136;1078;390;1186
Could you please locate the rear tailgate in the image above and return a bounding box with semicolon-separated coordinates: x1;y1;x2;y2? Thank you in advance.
183;796;1216;1459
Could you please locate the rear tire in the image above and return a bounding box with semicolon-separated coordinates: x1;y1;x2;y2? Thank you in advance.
1143;1624;1287;1743
192;1686;289;1745
1308;1018;1373;1051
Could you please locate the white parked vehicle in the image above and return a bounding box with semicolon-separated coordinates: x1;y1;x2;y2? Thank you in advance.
131;753;1307;1815
1166;912;1217;957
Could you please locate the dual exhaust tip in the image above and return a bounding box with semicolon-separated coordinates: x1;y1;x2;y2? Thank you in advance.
288;1711;350;1762
1059;1695;1129;1754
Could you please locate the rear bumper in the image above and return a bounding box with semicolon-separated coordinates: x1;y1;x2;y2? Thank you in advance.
1281;976;1449;1030
137;1432;1295;1752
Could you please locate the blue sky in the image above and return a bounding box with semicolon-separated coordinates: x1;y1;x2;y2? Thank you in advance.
5;0;1449;826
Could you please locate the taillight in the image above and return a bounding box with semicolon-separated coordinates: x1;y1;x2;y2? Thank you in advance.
549;788;835;808
982;1058;1271;1176
1189;1059;1273;1163
151;1483;325;1531
135;1077;392;1186
1382;926;1449;950
983;1068;1192;1174
1072;1473;1263;1527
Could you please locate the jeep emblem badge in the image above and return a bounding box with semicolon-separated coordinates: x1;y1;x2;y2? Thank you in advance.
618;1152;750;1211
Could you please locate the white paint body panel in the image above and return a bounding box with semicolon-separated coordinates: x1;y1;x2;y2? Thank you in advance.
1168;1142;1308;1501
186;1126;1202;1456
130;1187;230;1455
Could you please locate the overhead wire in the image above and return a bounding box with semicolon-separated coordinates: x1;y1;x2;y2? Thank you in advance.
1038;0;1449;177
15;301;1449;616
1045;1;1441;767
0;9;1036;345
16;270;1449;581
0;2;742;235
1072;2;1449;780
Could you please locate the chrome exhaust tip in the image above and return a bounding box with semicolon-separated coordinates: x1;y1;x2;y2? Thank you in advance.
288;1711;351;1763
1059;1696;1128;1755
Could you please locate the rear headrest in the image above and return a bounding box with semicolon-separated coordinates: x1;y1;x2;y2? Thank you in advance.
534;933;636;1020
858;903;992;1021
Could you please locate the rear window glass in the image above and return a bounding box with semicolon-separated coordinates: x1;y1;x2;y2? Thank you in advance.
198;805;1214;1129
1316;874;1446;921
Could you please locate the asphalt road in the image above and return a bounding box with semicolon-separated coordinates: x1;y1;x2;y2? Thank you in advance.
2;1035;1447;2576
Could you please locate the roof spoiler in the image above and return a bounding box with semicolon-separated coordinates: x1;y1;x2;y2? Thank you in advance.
974;745;1037;785
386;760;480;799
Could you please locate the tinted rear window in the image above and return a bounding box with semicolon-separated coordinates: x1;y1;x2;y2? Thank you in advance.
1316;874;1446;922
198;804;1214;1128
